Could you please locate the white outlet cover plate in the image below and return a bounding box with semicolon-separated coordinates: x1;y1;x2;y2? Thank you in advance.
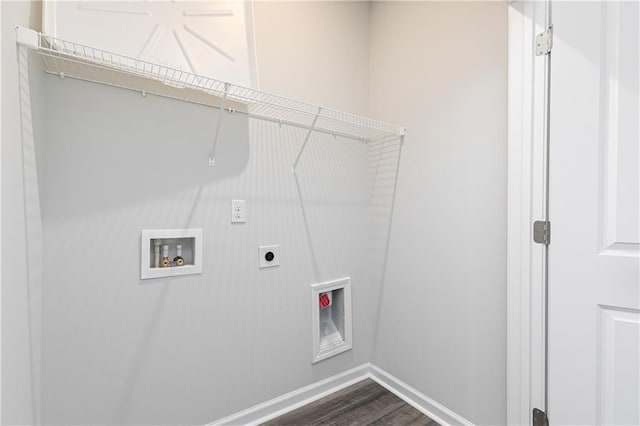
259;245;279;268
231;199;246;223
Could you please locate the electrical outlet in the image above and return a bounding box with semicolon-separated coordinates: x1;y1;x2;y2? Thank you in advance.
231;200;246;223
259;245;279;268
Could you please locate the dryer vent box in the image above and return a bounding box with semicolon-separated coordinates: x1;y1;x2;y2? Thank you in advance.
311;277;352;364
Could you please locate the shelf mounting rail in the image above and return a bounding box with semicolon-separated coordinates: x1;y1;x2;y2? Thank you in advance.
16;27;406;166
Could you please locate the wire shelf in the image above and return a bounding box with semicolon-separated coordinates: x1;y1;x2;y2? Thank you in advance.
17;27;405;143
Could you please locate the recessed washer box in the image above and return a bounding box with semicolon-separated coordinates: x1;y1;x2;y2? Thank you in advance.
141;229;203;279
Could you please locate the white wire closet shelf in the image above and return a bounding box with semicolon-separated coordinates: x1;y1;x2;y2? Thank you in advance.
16;27;405;146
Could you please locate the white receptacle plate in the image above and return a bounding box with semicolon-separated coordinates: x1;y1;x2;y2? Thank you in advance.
231;199;246;223
259;245;279;268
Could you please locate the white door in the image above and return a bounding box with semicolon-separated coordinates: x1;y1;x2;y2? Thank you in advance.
549;2;640;424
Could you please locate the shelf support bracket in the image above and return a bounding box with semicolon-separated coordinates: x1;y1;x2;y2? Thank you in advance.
15;26;39;49
291;107;322;174
209;83;229;166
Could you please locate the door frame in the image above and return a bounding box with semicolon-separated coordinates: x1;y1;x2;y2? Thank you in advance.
507;1;551;424
0;1;3;422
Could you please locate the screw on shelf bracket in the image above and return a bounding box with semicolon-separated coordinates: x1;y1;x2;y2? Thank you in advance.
209;82;229;166
291;107;322;174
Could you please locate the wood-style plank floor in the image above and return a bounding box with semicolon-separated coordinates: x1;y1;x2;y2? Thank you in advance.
261;379;439;426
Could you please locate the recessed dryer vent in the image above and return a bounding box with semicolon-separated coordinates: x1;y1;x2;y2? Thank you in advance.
311;277;352;363
141;229;203;279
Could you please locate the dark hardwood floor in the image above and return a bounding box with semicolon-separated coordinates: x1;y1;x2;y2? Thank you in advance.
261;379;439;426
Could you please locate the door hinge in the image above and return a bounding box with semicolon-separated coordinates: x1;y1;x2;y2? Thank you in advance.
536;26;553;56
533;408;549;426
533;221;551;245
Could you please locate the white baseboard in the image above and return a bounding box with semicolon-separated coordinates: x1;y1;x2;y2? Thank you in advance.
209;364;370;426
208;363;474;426
368;364;474;426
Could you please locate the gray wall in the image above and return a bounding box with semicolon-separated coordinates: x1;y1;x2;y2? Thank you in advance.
368;2;508;425
2;2;507;425
1;2;44;424
253;1;370;116
38;2;378;425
